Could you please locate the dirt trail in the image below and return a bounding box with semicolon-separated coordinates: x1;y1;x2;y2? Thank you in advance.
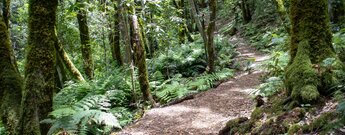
117;35;269;135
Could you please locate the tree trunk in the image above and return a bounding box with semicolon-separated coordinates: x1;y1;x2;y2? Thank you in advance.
121;6;133;64
188;0;208;59
2;0;10;28
206;0;217;73
240;0;252;23
272;0;290;34
77;0;94;79
130;14;155;104
109;0;124;66
21;0;58;134
55;40;85;82
285;0;344;103
0;2;22;134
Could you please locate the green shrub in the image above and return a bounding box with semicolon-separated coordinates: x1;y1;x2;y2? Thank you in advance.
43;95;121;135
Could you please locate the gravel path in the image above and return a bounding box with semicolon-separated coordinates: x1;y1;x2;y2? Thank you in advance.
116;35;269;135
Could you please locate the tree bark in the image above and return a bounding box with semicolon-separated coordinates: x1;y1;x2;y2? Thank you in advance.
206;0;217;73
109;0;124;66
130;14;155;104
0;2;22;134
285;0;344;103
77;0;94;79
21;0;58;134
55;40;85;82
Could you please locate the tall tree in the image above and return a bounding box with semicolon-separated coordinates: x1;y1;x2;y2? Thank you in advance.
77;0;94;79
130;14;155;104
109;0;124;66
0;0;23;134
55;40;85;82
206;0;217;73
285;0;344;103
20;0;58;134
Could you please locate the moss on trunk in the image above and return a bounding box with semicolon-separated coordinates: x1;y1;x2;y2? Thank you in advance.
0;8;22;135
286;0;344;103
55;39;85;82
109;0;123;66
20;0;58;134
130;14;155;104
206;0;217;73
77;0;94;79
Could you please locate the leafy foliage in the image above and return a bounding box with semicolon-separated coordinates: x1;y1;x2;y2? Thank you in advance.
153;68;234;103
43;95;121;135
332;29;345;62
148;35;237;78
254;77;284;97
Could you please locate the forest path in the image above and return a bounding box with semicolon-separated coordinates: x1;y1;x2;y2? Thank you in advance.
116;35;269;135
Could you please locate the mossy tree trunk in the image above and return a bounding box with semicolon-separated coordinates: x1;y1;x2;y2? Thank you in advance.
206;0;217;73
285;0;344;103
272;0;290;34
77;0;94;79
130;14;155;104
173;0;187;44
0;1;23;134
109;0;123;66
55;39;85;82
120;6;133;64
21;0;58;134
2;0;10;27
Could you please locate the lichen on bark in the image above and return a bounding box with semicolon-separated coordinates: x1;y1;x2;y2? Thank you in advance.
20;0;58;134
130;14;155;104
0;7;22;134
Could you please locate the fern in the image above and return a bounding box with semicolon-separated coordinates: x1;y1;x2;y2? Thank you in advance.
154;68;234;103
43;95;121;135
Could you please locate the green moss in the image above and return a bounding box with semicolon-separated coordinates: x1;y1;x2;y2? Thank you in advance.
287;0;345;103
21;0;59;134
251;108;264;120
285;41;320;103
222;117;252;134
0;15;23;135
305;112;337;133
77;0;94;80
287;124;302;135
300;85;319;102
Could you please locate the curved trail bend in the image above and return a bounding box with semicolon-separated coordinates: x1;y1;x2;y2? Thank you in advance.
117;35;269;135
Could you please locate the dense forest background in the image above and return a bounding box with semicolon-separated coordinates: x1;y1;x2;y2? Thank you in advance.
2;0;345;134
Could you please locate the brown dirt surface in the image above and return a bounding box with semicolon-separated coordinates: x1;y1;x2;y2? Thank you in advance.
116;35;269;135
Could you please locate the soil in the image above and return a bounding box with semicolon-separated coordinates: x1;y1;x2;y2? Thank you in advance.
116;35;269;135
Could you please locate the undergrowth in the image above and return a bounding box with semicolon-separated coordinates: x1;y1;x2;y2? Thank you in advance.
0;122;4;135
48;34;236;134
